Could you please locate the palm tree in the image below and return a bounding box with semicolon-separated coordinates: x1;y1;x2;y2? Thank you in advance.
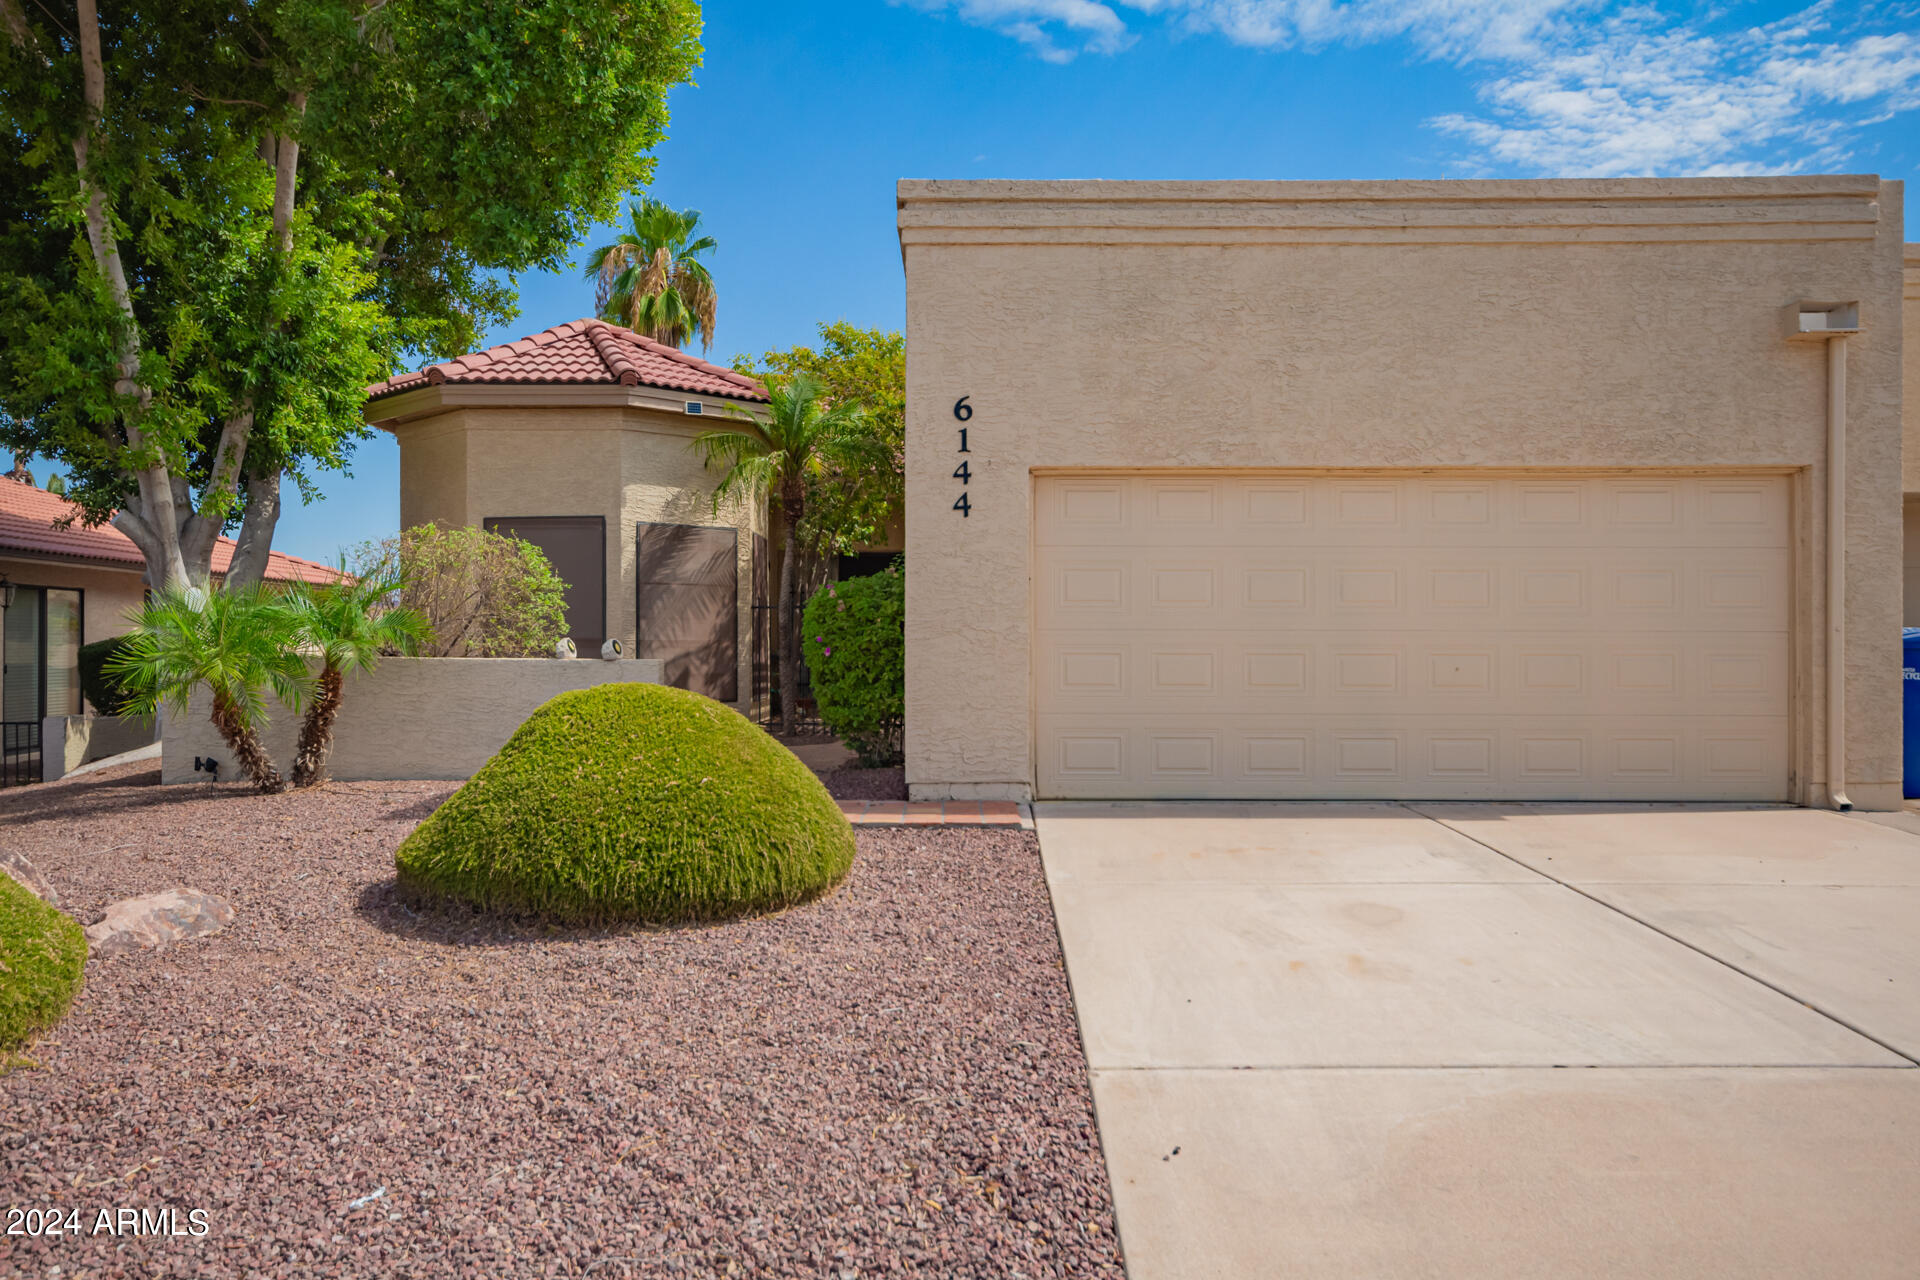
284;569;433;788
694;373;874;735
107;586;307;792
586;198;718;352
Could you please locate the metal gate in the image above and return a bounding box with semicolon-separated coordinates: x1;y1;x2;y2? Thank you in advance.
2;721;40;787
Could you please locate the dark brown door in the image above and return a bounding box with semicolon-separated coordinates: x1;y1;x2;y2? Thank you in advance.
483;516;606;650
636;522;738;702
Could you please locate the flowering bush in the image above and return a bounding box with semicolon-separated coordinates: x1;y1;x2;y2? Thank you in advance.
802;563;904;766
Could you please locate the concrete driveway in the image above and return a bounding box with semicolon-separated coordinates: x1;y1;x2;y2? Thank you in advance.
1034;802;1920;1280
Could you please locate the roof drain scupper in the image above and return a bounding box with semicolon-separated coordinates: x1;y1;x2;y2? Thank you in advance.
1790;301;1860;810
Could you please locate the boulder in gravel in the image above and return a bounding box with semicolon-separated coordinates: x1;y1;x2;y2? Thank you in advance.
0;850;59;908
85;889;233;958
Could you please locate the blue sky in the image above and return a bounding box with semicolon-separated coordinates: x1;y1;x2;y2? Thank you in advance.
76;0;1920;564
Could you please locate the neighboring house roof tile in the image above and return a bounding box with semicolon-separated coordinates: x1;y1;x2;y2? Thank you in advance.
0;479;343;584
365;318;768;403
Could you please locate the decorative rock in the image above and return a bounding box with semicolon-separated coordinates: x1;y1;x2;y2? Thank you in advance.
0;850;59;908
85;889;234;958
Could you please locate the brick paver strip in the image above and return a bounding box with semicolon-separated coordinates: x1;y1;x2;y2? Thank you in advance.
835;799;1033;829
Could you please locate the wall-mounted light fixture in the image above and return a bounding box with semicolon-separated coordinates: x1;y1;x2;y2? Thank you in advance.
0;575;13;609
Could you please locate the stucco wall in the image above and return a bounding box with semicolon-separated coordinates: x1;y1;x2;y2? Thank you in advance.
43;714;152;781
385;404;764;712
161;656;664;783
899;177;1907;808
1905;246;1919;494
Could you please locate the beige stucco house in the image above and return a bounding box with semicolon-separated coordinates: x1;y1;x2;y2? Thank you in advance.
363;319;771;714
900;176;1907;809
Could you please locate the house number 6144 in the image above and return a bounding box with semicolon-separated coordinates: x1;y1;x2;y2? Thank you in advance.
952;396;972;517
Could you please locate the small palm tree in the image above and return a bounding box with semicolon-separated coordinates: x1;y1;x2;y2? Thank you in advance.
284;568;433;788
107;586;307;792
586;198;718;351
694;373;874;735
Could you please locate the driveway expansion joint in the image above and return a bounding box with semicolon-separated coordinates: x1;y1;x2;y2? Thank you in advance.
1409;803;1920;1068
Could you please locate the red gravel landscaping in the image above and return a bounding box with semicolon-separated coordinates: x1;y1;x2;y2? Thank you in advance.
0;764;1122;1279
820;765;907;803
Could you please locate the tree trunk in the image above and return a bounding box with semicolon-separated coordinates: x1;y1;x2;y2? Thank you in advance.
777;507;799;737
290;664;343;788
70;0;191;589
224;469;283;589
210;690;284;793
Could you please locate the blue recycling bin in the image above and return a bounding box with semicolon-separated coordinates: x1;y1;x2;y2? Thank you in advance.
1906;629;1920;799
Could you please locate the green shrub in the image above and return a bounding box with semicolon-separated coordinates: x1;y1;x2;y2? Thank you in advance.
394;683;855;923
79;634;136;716
0;873;86;1051
802;564;904;766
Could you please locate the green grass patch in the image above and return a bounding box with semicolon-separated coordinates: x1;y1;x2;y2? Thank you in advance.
0;872;86;1051
395;682;856;924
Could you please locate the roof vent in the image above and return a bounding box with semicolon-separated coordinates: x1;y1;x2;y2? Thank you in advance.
684;401;704;415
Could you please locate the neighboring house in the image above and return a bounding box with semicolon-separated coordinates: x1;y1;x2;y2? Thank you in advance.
899;176;1906;808
0;473;339;733
363;319;772;713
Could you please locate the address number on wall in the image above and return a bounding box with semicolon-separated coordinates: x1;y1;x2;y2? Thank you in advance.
953;397;972;517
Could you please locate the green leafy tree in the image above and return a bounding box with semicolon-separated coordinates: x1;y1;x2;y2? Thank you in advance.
350;523;568;658
587;197;718;352
732;324;903;558
802;563;904;766
284;567;432;788
0;0;702;591
694;373;876;734
106;585;307;792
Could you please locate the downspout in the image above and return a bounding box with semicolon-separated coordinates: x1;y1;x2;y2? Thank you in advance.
1826;334;1851;811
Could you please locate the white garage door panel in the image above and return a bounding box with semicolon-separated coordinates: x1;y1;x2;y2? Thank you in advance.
1033;474;1790;801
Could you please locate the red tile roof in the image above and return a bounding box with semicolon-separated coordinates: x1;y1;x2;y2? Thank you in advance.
0;480;343;584
365;318;768;404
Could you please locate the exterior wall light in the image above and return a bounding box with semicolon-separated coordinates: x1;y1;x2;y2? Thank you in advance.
0;575;13;609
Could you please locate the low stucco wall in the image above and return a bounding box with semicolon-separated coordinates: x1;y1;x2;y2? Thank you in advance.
42;714;153;782
161;656;663;783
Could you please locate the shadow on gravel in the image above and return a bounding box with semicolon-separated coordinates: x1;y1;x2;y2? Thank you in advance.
377;792;451;822
0;766;214;824
352;877;741;949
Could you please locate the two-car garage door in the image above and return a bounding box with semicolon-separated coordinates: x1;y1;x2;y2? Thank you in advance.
1033;473;1790;801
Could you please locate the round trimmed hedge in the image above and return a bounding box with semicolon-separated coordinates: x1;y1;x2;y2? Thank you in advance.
394;683;855;923
0;872;86;1052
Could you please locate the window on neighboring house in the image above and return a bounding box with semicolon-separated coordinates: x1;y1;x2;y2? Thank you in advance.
483;516;606;651
2;587;83;724
635;522;739;702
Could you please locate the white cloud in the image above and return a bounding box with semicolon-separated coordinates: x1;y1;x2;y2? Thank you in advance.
898;0;1920;175
1432;10;1920;175
898;0;1134;61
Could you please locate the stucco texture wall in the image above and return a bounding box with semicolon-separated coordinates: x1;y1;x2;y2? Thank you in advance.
162;656;664;783
899;177;1906;808
1903;246;1919;495
387;405;763;711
